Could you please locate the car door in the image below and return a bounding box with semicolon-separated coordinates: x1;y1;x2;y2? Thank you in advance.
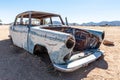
11;17;29;51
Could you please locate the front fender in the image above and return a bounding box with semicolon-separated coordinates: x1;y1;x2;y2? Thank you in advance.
30;27;75;64
87;29;105;42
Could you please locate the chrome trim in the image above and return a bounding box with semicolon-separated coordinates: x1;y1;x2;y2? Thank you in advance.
53;50;103;72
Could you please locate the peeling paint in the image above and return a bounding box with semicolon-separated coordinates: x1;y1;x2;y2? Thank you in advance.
9;11;104;72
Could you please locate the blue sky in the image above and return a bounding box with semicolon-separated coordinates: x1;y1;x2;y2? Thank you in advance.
0;0;120;24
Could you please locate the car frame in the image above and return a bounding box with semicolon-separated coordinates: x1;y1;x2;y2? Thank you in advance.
9;11;105;72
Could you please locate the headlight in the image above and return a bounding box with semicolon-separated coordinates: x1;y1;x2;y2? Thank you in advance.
66;37;75;49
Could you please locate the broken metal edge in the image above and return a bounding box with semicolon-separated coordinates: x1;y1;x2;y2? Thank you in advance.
53;50;103;72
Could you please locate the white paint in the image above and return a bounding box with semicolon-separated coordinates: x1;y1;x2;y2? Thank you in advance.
10;25;75;64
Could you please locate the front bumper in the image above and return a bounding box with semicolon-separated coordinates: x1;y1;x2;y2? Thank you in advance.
53;50;103;72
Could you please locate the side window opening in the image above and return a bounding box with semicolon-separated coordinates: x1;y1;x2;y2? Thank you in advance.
22;18;29;26
31;18;41;26
15;18;21;25
15;17;29;26
42;18;51;25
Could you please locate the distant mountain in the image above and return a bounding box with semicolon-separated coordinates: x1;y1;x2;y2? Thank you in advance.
81;21;120;26
52;21;81;26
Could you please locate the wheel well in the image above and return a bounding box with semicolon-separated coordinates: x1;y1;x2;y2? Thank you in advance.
33;44;52;64
33;44;48;56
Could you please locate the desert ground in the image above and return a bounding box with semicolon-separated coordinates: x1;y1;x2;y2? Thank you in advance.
0;25;120;80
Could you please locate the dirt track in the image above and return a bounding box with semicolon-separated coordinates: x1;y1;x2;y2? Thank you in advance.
0;25;120;80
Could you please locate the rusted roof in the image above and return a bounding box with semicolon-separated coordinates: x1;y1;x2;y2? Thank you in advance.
16;11;60;19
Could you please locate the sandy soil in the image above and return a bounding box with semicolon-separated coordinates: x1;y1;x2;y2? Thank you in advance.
0;25;120;80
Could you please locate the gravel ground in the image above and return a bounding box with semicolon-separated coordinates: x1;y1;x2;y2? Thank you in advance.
0;25;120;80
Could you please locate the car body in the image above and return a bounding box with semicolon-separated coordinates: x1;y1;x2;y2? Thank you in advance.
9;11;105;72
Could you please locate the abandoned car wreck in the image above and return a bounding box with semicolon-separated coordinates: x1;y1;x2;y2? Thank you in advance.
9;11;105;72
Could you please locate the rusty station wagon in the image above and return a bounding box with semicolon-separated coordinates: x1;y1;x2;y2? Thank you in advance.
9;11;105;72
